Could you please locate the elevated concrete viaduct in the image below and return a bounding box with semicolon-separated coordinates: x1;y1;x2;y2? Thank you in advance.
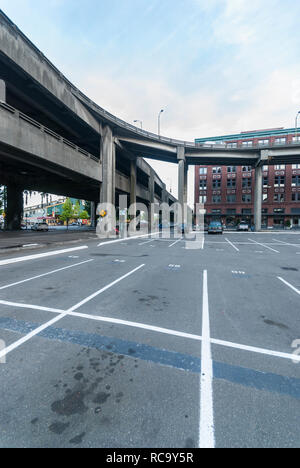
1;10;300;231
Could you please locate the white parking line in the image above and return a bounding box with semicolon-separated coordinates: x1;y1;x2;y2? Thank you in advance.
225;238;239;252
248;238;279;253
2;297;300;363
199;270;215;449
0;259;94;291
97;232;159;247
138;240;153;246
0;246;89;266
0;264;145;361
0;300;65;314
168;239;183;248
211;337;300;362
273;239;300;247
69;264;145;312
277;277;300;296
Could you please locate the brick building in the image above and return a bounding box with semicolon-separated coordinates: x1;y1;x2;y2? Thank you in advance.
194;128;300;228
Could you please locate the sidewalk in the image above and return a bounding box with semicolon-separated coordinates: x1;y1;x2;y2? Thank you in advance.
0;229;98;254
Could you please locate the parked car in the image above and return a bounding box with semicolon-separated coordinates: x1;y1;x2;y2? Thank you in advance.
237;222;249;231
31;222;49;232
208;221;223;234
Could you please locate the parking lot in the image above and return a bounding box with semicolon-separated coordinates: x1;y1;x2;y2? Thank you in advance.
0;231;299;448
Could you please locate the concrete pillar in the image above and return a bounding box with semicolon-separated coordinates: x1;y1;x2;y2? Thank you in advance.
5;184;23;231
100;125;115;206
130;159;137;233
0;80;6;102
148;171;155;234
254;165;263;232
90;201;96;228
177;146;188;226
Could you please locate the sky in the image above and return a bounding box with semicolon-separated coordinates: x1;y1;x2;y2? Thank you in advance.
1;0;300;206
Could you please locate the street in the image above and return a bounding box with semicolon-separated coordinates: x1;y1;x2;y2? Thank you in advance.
0;231;299;448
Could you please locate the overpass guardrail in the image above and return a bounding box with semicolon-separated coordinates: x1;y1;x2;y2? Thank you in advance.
0;101;99;162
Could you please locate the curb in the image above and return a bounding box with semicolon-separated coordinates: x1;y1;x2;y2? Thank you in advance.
0;236;98;256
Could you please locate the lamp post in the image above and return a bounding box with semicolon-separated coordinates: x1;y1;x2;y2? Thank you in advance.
295;111;300;139
158;109;164;136
134;120;143;129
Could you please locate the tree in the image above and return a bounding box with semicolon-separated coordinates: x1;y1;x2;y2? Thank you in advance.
73;200;81;219
79;210;90;220
84;200;91;216
60;198;73;228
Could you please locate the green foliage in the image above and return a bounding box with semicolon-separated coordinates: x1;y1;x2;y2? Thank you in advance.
79;210;90;220
60;198;74;226
73;200;81;218
84;201;91;216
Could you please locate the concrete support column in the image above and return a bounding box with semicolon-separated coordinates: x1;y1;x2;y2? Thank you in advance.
177;146;188;226
254;165;263;232
0;80;6;102
130;159;137;233
5;184;23;231
100;125;115;206
90;201;96;228
148;171;155;234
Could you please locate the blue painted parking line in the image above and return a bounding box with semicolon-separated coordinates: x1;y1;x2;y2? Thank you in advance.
1;316;300;400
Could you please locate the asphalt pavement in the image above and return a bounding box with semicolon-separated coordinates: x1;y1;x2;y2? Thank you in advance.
0;231;299;448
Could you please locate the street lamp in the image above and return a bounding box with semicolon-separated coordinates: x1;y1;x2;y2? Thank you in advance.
295;111;300;140
134;120;143;129
158;109;164;136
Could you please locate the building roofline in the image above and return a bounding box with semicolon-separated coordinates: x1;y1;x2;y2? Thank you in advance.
195;128;298;143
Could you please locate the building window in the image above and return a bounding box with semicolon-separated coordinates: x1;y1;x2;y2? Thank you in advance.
263;193;268;203
227;143;237;148
292;176;300;187
227;179;236;188
242;194;252;203
292;193;300;202
263;165;269;171
199;180;207;189
199;167;207;175
274;138;286;145
274;194;285;202
213;179;222;188
292;137;300;143
212;195;221;204
274;208;285;214
258;140;269;146
227;195;236;203
242;209;252;215
212;167;222;174
199;196;207;204
242;178;252;188
292;164;300;169
275;164;286;170
227;166;236;173
274;176;285;187
242;141;253;148
263;177;269;187
242;166;252;172
227;209;236;215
